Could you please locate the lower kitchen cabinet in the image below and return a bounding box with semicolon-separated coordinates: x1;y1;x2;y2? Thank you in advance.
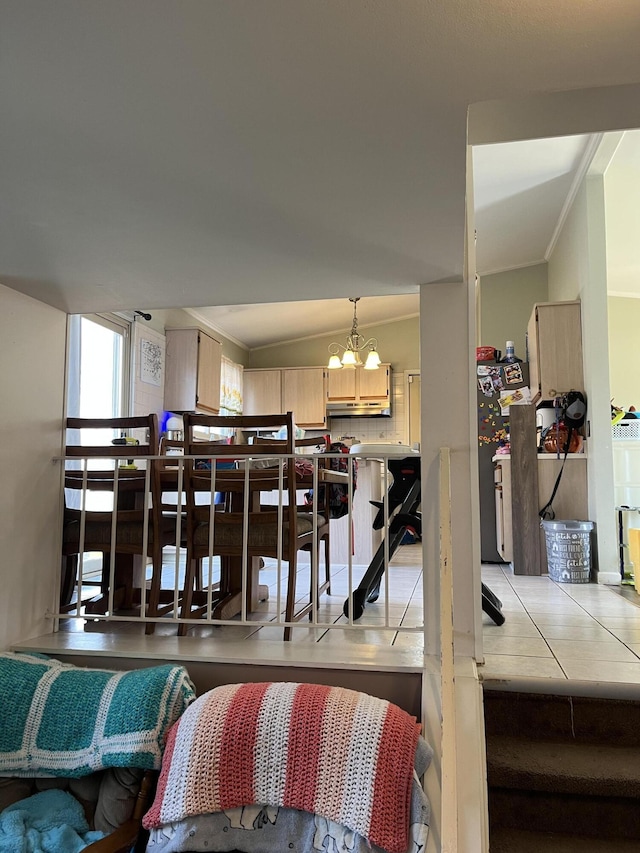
494;454;588;573
243;367;327;428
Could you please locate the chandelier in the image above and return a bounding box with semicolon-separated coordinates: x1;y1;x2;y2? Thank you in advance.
327;297;381;370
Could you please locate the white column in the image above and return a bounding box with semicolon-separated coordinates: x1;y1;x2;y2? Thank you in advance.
420;279;480;660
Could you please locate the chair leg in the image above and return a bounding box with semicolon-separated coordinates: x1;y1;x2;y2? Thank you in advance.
284;553;298;642
144;546;163;635
178;556;198;636
308;536;330;619
60;555;78;609
323;535;331;595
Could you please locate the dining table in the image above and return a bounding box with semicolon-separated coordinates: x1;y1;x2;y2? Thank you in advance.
159;460;350;623
64;454;350;625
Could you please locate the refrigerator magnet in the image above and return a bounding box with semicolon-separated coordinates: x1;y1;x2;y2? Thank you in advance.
504;363;523;384
478;375;494;396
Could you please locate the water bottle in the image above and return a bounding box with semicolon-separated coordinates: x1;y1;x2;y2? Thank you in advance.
500;341;518;363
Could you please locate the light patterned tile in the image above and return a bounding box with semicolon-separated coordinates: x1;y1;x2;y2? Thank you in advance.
479;655;565;679
560;659;640;684
319;626;396;646
526;612;596;627
488;611;536;624
593;616;640;629
546;638;639;663
482;635;552;658
393;632;424;649
607;628;640;644
539;624;619;642
483;620;541;638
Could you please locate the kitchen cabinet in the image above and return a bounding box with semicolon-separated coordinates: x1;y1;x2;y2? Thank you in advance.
527;301;584;402
164;327;222;413
326;364;391;403
282;368;327;427
243;369;281;417
243;367;327;428
494;454;588;572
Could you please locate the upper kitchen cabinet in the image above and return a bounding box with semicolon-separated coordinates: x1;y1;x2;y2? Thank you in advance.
243;367;327;428
282;368;327;428
164;327;222;413
527;302;583;402
326;364;391;403
243;369;281;417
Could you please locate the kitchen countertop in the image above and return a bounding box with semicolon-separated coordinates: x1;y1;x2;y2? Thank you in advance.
492;452;587;461
349;443;418;456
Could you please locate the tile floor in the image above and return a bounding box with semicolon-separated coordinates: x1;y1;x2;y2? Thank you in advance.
61;544;425;648
56;549;640;688
480;562;640;685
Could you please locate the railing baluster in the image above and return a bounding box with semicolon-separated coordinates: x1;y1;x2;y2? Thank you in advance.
52;449;423;644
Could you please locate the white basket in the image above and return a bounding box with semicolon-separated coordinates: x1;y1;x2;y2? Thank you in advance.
613;419;640;441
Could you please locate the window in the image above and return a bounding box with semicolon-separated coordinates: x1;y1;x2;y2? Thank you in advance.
220;356;243;416
67;313;131;425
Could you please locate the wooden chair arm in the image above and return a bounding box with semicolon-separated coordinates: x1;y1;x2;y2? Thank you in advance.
83;818;142;853
84;770;155;853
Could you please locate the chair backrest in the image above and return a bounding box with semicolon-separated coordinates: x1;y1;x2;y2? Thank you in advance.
66;415;159;461
182;412;297;469
181;412;300;558
64;414;161;517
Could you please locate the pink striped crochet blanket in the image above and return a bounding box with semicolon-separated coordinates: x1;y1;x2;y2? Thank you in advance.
143;682;421;853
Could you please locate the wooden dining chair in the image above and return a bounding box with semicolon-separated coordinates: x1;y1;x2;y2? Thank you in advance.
254;432;332;606
178;412;325;640
62;414;177;633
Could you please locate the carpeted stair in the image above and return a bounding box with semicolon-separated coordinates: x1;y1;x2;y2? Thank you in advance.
484;688;640;852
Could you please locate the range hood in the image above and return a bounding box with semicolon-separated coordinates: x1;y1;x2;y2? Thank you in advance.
326;401;391;418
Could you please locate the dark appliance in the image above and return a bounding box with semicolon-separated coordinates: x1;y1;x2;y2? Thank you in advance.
477;358;530;562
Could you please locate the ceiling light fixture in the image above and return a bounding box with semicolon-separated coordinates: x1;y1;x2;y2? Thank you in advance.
327;297;381;370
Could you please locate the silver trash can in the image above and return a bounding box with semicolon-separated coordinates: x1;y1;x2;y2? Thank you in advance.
541;520;594;583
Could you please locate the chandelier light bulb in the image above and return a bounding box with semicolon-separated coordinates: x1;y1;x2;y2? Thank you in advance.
364;349;381;370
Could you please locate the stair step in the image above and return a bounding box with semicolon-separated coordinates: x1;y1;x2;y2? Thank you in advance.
487;735;640;797
484;688;640;845
489;787;640;840
483;690;640;746
489;827;640;853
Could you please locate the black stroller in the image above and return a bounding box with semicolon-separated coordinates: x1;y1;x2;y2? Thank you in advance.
343;454;505;625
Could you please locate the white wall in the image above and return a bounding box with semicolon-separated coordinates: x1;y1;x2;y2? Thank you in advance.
609;296;640;410
605;131;640;411
603;129;640;296
0;284;67;649
547;178;619;582
479;263;548;359
131;321;166;419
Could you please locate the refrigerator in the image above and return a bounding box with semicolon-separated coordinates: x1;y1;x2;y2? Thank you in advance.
477;359;530;562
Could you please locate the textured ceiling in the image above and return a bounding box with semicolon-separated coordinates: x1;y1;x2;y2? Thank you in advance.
2;1;640;338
